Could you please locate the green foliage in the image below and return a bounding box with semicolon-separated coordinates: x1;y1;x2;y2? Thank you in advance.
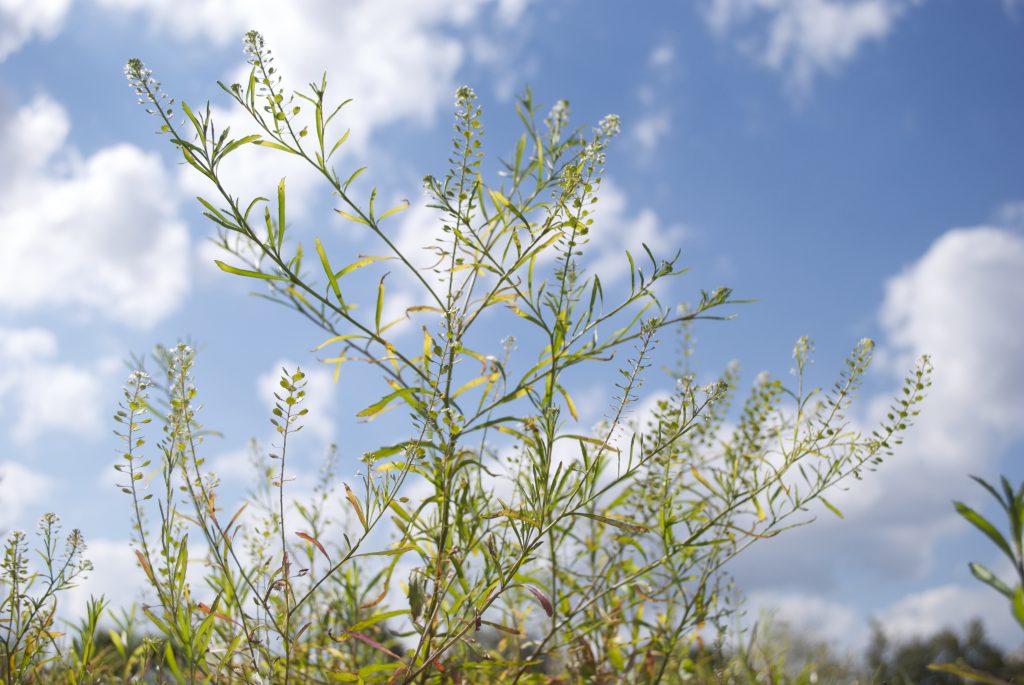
923;474;1024;685
873;619;1024;685
112;31;938;684
954;475;1024;628
0;514;91;683
684;616;865;684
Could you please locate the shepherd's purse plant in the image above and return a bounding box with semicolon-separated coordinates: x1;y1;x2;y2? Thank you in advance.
80;30;941;683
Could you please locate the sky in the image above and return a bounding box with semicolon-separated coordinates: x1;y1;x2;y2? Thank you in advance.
1;0;1023;656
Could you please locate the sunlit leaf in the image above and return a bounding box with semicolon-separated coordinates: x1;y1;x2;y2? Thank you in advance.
344;483;367;531
574;512;649;534
295;531;331;563
214;260;286;281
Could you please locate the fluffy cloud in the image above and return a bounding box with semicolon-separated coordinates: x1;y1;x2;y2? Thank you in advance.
747;583;1021;652
702;0;920;94
0;0;71;61
97;0;540;239
648;44;676;69
0;95;190;328
631;112;672;156
745;590;866;647
874;584;1020;649
63;537;147;622
880;226;1024;462
587;179;687;282
102;2;520;174
0;461;53;530
728;222;1024;647
0;327;107;443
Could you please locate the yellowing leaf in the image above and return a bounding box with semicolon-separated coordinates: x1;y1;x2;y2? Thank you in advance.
422;327;433;360
574;512;649;534
453;372;500;399
556;384;579;421
819;496;843;520
405;305;444;315
135;549;155;583
315;238;342;302
214;260;286;281
313;333;363;351
335;209;369;225
295;531;331;563
378;199;410;220
525;585;553;617
489;189;510;208
344;483;367;531
754;498;766;522
691;466;714;492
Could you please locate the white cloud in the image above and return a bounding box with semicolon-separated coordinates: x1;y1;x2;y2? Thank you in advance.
587;178;687;282
880;227;1024;458
648;44;675;69
746;590;866;647
0;327;107;443
63;538;147;622
631;111;672;155
0;461;53;530
257;359;338;444
702;0;920;95
0;95;190;329
727;222;1024;649
747;583;1021;653
0;0;71;61
495;0;534;24
995;199;1024;231
874;584;1021;649
101;0;535;214
104;0;516;153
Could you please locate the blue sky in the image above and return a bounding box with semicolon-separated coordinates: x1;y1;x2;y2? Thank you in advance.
1;0;1022;653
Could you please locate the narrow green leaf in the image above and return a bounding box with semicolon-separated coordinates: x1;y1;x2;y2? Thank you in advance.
335;255;392;279
219;134;261;158
335;209;369;225
375;274;387;333
483;507;540;527
329;128;351;159
820;497;844;519
315;238;342;302
356;387;420;419
968;562;1013;599
214;260;286;281
955;501;1015;562
179;101;203;135
277;178;287;251
354;545;416;559
378;199;410;221
343;166;367;192
574;512;649;534
313;333;364;351
928;661;1014;685
348;609;409;633
253;139;297;154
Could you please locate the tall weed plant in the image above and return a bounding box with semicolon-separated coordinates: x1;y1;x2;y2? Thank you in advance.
0;30;930;684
